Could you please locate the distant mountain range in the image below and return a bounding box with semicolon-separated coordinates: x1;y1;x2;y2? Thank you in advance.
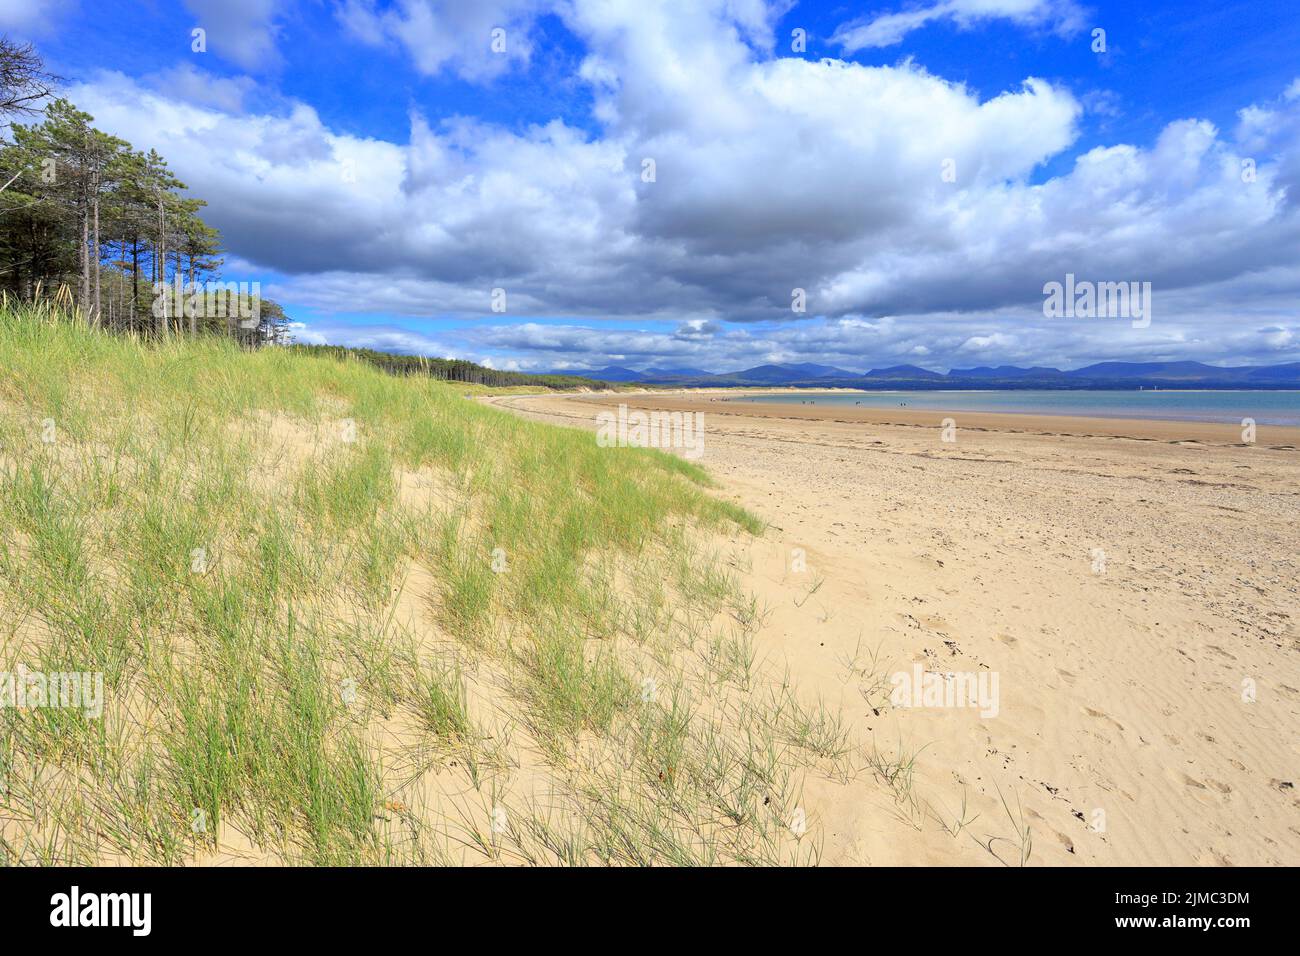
551;360;1300;388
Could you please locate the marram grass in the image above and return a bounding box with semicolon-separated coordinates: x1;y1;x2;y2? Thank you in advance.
0;306;843;866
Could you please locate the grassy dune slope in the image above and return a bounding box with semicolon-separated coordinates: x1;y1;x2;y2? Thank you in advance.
0;305;848;865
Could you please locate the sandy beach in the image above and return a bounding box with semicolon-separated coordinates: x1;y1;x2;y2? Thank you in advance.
488;390;1300;865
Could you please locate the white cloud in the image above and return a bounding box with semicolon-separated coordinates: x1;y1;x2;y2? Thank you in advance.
183;0;285;72
59;1;1300;370
337;0;547;81
143;63;257;113
831;0;1087;52
0;0;77;36
286;321;457;357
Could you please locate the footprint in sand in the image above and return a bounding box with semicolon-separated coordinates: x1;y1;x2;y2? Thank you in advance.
1054;830;1076;855
1083;707;1126;733
1174;772;1231;802
1195;849;1233;865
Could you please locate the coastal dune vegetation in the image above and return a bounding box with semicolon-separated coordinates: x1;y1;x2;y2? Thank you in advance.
0;301;863;865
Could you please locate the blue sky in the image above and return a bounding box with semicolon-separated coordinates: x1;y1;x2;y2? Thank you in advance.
6;0;1300;372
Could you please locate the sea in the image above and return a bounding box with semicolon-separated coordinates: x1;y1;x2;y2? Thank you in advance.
731;389;1300;427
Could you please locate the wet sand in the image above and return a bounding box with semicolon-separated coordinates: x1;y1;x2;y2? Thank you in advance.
579;389;1300;447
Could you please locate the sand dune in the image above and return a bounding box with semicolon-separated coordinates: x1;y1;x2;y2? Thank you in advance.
488;391;1300;865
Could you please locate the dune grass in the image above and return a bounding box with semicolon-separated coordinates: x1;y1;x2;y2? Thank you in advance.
0;303;844;866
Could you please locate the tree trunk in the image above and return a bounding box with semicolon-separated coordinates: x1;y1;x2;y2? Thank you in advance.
92;181;101;326
155;197;166;337
78;197;90;317
187;253;197;336
131;237;139;333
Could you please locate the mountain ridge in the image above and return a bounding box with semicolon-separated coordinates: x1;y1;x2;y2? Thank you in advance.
546;360;1300;387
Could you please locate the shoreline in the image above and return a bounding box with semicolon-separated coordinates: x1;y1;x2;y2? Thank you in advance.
563;390;1300;447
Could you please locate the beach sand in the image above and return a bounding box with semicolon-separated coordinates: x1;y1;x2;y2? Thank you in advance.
487;390;1300;865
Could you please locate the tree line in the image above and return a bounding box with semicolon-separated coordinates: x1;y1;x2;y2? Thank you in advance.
0;37;287;344
288;345;609;390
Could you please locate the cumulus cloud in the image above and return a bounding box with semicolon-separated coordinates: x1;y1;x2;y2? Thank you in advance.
831;0;1088;52
286;321;456;357
183;0;285;72
59;0;1300;370
143;62;258;113
0;0;78;36
336;0;546;81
